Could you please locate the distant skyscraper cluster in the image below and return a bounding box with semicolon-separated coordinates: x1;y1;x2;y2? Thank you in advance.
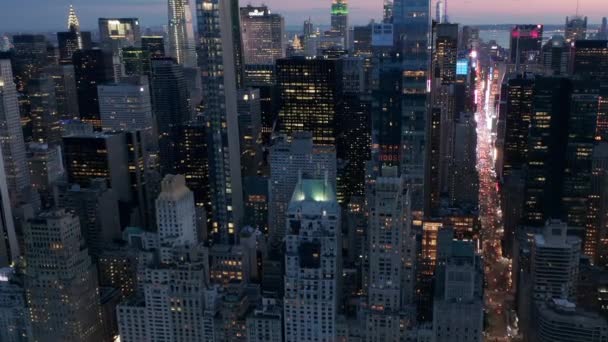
0;1;606;341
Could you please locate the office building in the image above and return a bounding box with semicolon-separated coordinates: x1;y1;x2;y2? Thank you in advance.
42;64;80;120
331;0;349;49
501;74;534;177
0;59;31;207
240;5;285;65
276;56;339;145
56;179;121;259
149;57;191;174
98;76;153;132
28;143;64;207
599;17;608;40
268;133;336;244
365;167;417;341
565;15;588;43
432;239;484;342
10;34;48;92
196;0;244;243
98;18;141;52
57;5;92;64
24;210;103;342
208;242;255;285
510;25;544;67
168;0;197;67
156;174;198;261
536;299;608;342
532;220;581;302
586;143;608;265
284;177;341;342
352;24;372;56
561;80;601;233
0;268;32;342
461;25;480;51
434;23;459;85
371;54;403;166
72;49;113;127
97;246;139;299
28;75;61;146
523;77;571;226
246;297;282;342
336;70;371;201
572;40;608;80
0;149;17;267
237;88;262;176
393;0;430;212
243;176;268;233
448;112;478;208
171;119;210;211
541;36;571;76
63;132;131;202
121;47;151;76
141;36;165;57
117;246;218;342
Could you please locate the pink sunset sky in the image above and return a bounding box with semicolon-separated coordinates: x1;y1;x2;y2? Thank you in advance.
0;0;606;31
260;0;606;26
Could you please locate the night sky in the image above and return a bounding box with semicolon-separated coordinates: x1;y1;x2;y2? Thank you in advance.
0;0;605;32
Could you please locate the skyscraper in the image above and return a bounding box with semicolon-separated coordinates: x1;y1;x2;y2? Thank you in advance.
24;209;104;342
28;75;61;146
502;75;535;178
168;0;197;67
541;36;571;76
0;60;31;207
284;177;340;342
10;35;48;93
55;180;121;259
510;25;544;68
434;23;459;85
536;299;608;342
330;0;349;49
196;0;244;244
63;132;132;202
72;49;113;127
432;239;484;342
156;174;197;260
98;76;154;132
572;40;608;81
121;47;151;76
42;64;80;120
531;220;581;302
276;56;339;145
141;36;165;57
565;15;587;43
98;18;142;52
0;148;17;267
170;119;210;210
57;5;92;64
365;167;416;340
149;57;191;174
240;5;285;65
522;77;571;226
393;0;430;212
268;133;336;245
562;80;600;231
0;268;32;341
599;17;608;40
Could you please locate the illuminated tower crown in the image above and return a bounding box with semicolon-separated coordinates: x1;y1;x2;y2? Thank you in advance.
67;5;80;32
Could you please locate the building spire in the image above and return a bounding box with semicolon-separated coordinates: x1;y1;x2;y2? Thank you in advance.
67;5;80;32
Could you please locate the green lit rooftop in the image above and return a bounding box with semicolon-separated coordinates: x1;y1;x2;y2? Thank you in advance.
290;178;336;204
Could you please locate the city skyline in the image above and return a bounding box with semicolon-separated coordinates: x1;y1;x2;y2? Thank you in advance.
0;0;607;340
0;0;605;31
